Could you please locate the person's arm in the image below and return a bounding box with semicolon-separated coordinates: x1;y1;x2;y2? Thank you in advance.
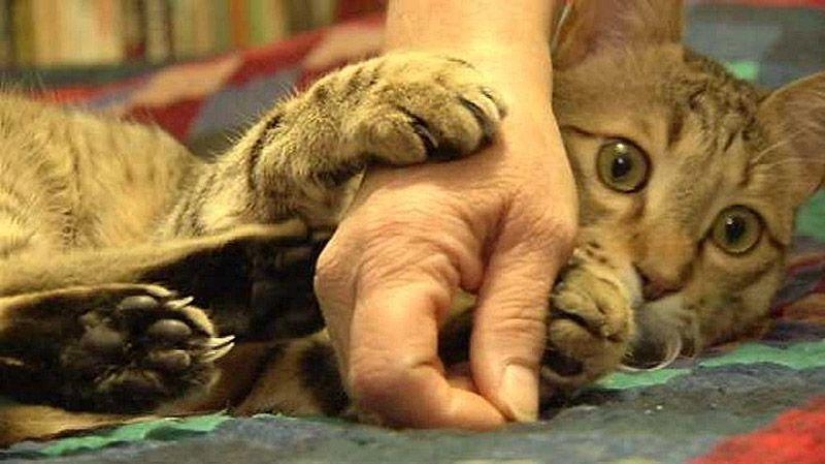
385;0;556;102
314;0;577;427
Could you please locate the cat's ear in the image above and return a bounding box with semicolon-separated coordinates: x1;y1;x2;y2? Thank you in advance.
757;72;825;205
552;0;684;70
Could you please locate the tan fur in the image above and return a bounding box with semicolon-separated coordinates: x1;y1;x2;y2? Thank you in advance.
0;0;823;447
234;332;332;417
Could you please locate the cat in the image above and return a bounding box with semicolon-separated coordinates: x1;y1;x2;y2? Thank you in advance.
0;0;823;446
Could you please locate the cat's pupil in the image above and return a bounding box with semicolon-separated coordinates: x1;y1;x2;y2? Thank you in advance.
611;154;632;179
724;215;747;244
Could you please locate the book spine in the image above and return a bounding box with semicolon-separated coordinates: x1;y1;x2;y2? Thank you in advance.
31;0;59;66
144;0;172;63
170;0;195;59
95;0;126;65
249;0;289;46
308;0;334;29
212;0;232;53
192;0;215;57
0;0;12;66
286;0;311;34
229;0;249;48
71;0;96;65
123;0;146;61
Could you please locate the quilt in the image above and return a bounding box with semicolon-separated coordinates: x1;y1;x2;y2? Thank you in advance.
2;2;825;463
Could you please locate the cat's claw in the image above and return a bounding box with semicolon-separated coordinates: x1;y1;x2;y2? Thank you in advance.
204;335;235;349
165;296;195;311
202;340;234;363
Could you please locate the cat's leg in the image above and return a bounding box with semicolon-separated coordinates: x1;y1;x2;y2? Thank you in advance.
0;222;326;412
0;222;324;341
231;330;348;418
160;52;506;236
0;283;225;412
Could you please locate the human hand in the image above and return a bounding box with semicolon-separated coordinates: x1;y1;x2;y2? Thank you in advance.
314;50;577;428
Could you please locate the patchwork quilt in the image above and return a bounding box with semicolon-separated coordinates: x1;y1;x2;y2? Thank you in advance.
2;2;825;463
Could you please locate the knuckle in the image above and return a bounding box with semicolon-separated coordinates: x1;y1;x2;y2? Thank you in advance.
544;215;579;255
510;196;579;260
479;308;548;349
313;245;346;297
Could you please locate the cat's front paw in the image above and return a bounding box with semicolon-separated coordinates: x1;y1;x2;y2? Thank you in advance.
320;52;506;165
543;259;633;390
59;286;232;412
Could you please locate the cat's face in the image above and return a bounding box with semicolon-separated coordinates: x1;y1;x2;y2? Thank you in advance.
552;0;825;365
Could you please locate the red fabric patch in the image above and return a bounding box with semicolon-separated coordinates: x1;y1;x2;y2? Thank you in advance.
336;0;385;20
692;397;825;464
126;98;203;141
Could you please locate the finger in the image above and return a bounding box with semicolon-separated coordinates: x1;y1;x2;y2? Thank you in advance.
470;215;572;422
348;280;506;428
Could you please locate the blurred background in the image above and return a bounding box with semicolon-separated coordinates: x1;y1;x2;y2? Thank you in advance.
0;0;384;68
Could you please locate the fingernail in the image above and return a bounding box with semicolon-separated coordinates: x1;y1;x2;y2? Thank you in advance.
500;364;539;422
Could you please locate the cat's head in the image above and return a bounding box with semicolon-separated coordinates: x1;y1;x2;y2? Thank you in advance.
552;0;825;367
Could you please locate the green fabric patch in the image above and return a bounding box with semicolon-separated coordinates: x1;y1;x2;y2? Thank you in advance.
796;190;825;241
38;413;229;457
599;339;825;390
700;339;825;370
608;459;662;464
598;368;690;390
724;60;760;81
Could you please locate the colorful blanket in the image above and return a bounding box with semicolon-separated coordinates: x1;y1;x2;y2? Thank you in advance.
3;2;825;463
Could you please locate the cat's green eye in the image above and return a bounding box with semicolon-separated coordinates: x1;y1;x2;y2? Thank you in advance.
596;140;650;193
711;206;763;255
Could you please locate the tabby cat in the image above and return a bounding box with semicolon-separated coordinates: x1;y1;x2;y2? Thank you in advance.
0;0;823;446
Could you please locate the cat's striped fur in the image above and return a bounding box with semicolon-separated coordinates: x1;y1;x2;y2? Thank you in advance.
1;0;824;446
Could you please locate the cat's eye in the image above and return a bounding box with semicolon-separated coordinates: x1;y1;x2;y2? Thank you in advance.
710;206;763;255
596;140;650;193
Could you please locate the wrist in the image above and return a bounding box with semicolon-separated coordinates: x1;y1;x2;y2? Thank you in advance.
384;1;559;53
383;0;558;101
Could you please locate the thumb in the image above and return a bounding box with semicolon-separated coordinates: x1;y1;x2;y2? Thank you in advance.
347;274;506;428
470;214;573;422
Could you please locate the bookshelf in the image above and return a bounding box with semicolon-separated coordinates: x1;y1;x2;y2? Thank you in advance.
0;0;338;68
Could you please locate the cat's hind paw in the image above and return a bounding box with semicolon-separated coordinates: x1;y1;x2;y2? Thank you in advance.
59;286;231;412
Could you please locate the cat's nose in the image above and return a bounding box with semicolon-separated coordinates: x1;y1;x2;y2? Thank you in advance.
635;265;683;301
